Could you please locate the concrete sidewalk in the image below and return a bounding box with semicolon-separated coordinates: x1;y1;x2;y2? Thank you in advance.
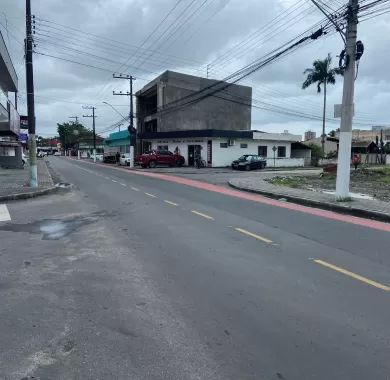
0;159;55;201
229;177;390;222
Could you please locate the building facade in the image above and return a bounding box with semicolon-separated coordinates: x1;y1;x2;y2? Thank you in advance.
136;71;252;153
140;129;308;167
0;31;20;168
304;130;316;141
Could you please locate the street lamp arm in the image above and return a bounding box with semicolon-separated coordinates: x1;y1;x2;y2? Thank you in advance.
102;101;126;119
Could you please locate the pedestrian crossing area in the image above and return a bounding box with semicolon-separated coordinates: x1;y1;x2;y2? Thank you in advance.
0;204;11;222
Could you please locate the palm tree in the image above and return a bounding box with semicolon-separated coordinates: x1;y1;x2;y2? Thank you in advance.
302;53;342;155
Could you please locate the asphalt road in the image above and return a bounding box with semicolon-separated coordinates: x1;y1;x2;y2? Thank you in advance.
1;157;389;380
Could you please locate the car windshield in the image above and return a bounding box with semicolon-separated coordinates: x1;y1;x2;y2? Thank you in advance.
238;155;249;161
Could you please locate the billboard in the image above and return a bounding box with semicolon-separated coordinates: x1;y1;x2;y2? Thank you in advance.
8;102;20;135
20;115;28;129
19;132;28;143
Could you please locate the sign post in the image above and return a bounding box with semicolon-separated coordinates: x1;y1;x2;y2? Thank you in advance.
272;146;277;168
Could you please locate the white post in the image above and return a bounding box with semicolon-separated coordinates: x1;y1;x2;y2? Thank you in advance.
129;146;134;168
93;149;96;163
78;150;80;160
335;0;358;199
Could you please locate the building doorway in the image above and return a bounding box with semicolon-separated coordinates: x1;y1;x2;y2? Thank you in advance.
188;145;202;166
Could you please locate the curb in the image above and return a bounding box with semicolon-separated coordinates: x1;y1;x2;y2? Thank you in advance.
0;186;59;202
228;181;390;223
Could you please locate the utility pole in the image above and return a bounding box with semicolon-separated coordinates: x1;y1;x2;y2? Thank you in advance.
25;0;37;187
113;73;136;167
69;116;79;124
335;0;358;199
82;106;97;162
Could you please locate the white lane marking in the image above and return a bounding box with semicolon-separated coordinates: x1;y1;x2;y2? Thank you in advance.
119;183;127;187
164;200;178;206
0;204;11;222
104;177;110;180
112;180;118;183
145;192;157;198
131;187;140;191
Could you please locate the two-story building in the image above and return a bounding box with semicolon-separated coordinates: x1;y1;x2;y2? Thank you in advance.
0;31;20;168
135;71;309;167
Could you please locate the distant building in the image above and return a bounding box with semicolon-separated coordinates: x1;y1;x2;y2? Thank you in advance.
335;127;390;142
136;70;252;154
304;130;316;141
303;136;339;155
0;31;20;168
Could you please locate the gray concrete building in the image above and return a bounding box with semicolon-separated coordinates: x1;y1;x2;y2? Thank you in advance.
0;30;21;168
136;70;252;153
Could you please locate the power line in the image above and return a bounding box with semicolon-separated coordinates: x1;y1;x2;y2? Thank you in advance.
115;0;186;73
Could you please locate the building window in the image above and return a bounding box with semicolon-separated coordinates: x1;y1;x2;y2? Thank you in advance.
157;145;168;151
258;146;267;157
220;142;228;148
277;146;286;158
240;143;248;149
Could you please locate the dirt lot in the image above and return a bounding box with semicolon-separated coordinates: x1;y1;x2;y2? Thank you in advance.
267;167;390;202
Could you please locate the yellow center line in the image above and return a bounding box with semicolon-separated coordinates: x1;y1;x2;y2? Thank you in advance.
235;227;273;244
314;259;390;292
191;210;214;220
164;200;178;206
131;187;139;191
145;192;157;198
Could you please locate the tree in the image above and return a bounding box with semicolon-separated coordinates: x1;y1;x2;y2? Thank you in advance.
302;53;342;156
308;143;323;166
57;122;96;150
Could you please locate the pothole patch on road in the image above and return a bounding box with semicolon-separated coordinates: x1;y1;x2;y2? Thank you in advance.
0;211;112;240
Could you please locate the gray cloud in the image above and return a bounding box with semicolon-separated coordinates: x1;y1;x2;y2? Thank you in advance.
1;0;390;138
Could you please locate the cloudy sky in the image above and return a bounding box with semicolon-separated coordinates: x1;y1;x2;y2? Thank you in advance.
1;0;390;139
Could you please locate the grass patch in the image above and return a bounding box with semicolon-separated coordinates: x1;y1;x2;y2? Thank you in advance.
269;176;304;188
336;196;353;202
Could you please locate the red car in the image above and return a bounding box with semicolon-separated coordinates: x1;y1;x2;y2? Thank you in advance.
138;150;185;168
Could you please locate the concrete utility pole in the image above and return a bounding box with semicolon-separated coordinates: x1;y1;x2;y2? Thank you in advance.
82;106;97;162
335;0;358;199
113;74;136;167
25;0;37;187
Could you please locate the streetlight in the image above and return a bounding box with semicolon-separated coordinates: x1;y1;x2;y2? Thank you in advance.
102;101;126;131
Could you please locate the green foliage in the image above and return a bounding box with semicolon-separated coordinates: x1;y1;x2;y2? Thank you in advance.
302;53;343;93
308;143;323;158
57;122;95;149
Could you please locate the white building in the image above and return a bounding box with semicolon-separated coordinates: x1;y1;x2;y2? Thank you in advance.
139;129;311;167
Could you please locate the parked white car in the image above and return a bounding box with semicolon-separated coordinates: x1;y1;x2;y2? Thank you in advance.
120;153;132;166
54;151;61;156
95;154;104;161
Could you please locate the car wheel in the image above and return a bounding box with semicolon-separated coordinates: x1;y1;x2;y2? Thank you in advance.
176;159;183;167
127;161;130;166
149;160;156;168
245;164;250;171
141;164;147;168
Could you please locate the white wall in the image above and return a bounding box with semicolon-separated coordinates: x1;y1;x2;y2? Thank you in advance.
212;138;292;167
266;158;304;167
147;137;302;167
